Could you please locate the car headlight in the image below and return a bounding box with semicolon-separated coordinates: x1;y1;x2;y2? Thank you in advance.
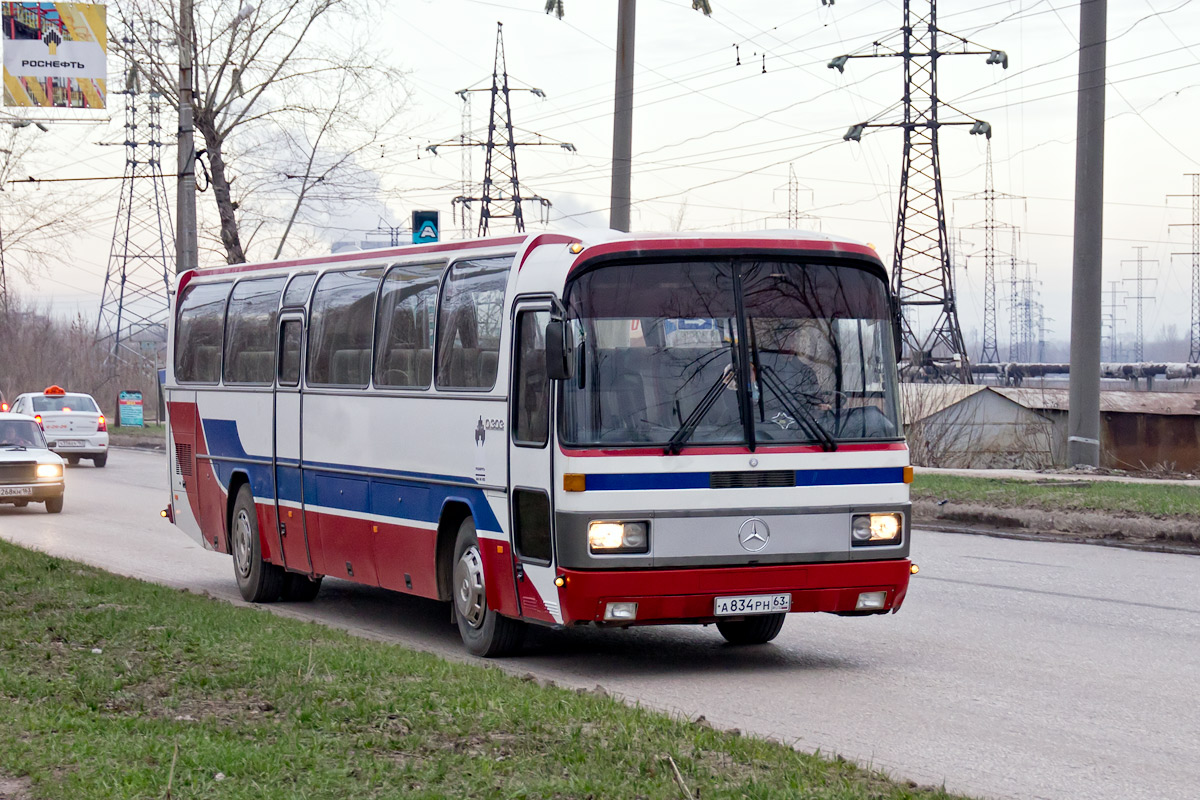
37;463;63;478
851;512;902;545
588;521;649;554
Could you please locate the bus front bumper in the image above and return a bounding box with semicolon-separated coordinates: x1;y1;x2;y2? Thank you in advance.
557;559;912;626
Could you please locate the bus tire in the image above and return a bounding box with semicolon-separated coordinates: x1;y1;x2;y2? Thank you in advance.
452;517;525;657
716;612;786;645
231;484;284;602
281;572;323;602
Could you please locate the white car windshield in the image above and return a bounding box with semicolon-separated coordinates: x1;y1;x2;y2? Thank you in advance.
0;420;47;448
32;394;98;412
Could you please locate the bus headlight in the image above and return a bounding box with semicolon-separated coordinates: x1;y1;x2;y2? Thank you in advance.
588;521;649;554
851;513;902;545
37;464;63;478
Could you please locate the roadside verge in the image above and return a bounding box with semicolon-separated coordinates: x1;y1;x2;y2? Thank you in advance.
912;472;1200;555
0;539;967;800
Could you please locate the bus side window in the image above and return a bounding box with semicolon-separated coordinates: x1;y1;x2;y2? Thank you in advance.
175;281;232;384
224;277;285;385
278;320;302;387
512;310;550;446
307;268;383;387
436;256;512;390
374;263;442;389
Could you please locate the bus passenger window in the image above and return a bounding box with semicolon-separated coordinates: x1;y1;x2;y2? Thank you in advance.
512;310;550;446
436;256;512;390
374;263;442;389
224;277;285;385
175;281;232;384
307;267;383;387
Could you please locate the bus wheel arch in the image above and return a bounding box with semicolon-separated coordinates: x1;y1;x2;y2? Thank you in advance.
224;471;252;555
436;501;473;602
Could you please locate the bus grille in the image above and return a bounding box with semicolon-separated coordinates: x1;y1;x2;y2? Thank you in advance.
709;470;794;489
0;462;37;483
174;443;193;477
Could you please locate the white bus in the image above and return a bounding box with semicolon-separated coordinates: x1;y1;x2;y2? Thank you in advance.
164;230;915;656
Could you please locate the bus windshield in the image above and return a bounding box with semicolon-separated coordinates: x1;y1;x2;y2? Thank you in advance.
560;258;901;449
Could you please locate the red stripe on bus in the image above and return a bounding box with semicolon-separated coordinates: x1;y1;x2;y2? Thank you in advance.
517;233;581;270
184;236;528;280
569;237;882;272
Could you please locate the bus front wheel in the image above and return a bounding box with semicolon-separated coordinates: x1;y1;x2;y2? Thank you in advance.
231;485;284;602
716;612;786;645
452;517;525;657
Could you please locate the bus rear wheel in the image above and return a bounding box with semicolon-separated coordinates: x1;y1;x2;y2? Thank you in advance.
716;613;786;645
231;485;284;602
452;517;525;657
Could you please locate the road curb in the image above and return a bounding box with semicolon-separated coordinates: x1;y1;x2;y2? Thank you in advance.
915;520;1200;557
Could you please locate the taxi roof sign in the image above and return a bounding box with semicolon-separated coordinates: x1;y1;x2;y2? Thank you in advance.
43;385;66;396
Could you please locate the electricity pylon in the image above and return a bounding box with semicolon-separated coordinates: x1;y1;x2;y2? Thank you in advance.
1167;174;1200;362
829;0;1007;383
959;142;1021;364
97;22;173;362
1122;246;1157;363
425;23;574;237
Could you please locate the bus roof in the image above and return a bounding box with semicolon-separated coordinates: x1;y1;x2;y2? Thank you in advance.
176;228;884;291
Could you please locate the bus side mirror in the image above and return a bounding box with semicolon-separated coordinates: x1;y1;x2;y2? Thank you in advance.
545;319;574;381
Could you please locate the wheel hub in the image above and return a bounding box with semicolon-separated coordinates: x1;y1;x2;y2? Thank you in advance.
233;509;253;579
453;545;486;629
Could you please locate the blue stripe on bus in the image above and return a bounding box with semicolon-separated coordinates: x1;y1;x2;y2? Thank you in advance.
584;466;905;491
199;417;502;532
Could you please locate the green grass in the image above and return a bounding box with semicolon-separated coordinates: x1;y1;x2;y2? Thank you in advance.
0;539;963;800
912;473;1200;518
108;422;166;440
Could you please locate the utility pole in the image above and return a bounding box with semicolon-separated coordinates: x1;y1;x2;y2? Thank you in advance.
829;0;1007;383
1067;0;1107;468
772;164;818;229
1167;173;1200;362
959;142;1019;364
1102;280;1126;362
176;0;197;275
1121;246;1157;363
610;0;635;232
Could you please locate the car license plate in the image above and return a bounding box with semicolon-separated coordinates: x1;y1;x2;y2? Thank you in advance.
714;593;791;616
57;440;85;447
0;487;33;497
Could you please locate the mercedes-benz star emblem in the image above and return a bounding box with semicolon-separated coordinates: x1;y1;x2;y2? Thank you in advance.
738;518;770;552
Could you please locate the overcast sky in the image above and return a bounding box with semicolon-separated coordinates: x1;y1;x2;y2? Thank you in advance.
7;0;1200;358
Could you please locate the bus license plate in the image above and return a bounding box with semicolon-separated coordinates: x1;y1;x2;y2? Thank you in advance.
714;593;791;616
0;487;33;497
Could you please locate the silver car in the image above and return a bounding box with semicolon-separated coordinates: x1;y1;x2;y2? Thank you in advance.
0;412;66;513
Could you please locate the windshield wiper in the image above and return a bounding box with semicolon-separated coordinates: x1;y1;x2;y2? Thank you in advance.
757;365;838;452
3;445;28;451
664;368;734;455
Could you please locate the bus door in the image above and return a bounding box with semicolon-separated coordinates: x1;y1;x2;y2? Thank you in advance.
274;313;314;574
507;304;558;620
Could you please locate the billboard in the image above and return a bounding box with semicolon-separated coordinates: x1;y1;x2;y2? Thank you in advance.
3;3;106;109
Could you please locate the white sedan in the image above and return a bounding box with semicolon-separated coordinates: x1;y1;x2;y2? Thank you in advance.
9;386;109;467
0;412;65;513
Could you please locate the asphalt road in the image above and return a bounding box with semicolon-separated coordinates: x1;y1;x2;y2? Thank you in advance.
2;449;1197;800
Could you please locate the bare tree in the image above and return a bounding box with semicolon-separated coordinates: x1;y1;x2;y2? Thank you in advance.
0;125;102;281
117;0;408;264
